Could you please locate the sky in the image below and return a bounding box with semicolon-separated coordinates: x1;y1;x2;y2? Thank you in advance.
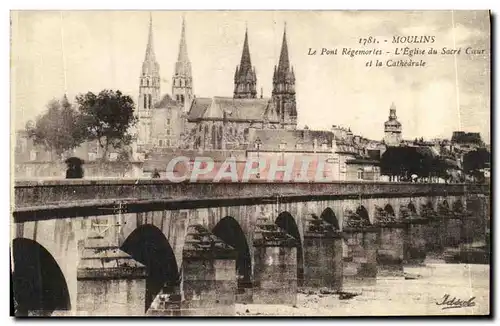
11;10;490;142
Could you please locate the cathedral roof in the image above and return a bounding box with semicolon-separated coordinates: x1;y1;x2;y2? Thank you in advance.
188;97;271;121
187;97;212;119
154;94;178;109
210;97;270;121
249;129;334;151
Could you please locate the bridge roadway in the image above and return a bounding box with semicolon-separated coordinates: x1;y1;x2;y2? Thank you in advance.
11;180;490;316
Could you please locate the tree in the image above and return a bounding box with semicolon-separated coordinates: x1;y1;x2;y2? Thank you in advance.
76;90;136;160
26;96;86;158
463;148;490;182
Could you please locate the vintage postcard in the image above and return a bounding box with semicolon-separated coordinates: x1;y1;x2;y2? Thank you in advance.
10;10;491;317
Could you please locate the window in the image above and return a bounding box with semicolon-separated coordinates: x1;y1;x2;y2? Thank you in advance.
180;95;185;103
166;139;171;147
19;138;27;152
176;94;180;102
167;119;171;125
144;96;147;109
357;169;364;180
166;130;171;135
146;79;150;87
159;139;163;147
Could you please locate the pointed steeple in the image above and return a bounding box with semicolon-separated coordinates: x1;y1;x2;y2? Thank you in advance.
271;23;297;130
234;26;257;99
277;23;290;73
173;16;193;111
239;27;252;72
177;16;189;64
138;12;160;145
142;13;159;76
145;13;155;62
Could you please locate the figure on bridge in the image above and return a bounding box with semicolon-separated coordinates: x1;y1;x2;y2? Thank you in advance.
65;157;84;179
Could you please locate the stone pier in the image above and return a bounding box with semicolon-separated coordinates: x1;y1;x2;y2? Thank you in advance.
179;225;237;316
76;233;147;316
253;217;298;306
400;207;427;265
421;205;443;253
302;215;343;291
376;224;405;276
342;227;378;281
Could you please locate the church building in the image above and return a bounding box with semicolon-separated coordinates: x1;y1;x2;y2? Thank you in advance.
134;16;299;152
136;16;191;151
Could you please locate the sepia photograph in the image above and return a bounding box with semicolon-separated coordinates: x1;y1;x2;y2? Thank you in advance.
10;9;491;317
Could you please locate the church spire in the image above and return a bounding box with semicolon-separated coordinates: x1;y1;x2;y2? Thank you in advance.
145;13;156;62
233;26;257;99
239;27;252;73
277;23;290;73
176;16;189;65
271;23;297;130
137;13;160;146
173;16;193;112
142;13;159;76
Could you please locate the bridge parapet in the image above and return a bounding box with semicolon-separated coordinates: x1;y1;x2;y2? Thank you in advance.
14;180;489;210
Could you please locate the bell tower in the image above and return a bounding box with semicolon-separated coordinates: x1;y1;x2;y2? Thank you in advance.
137;14;160;145
384;102;402;146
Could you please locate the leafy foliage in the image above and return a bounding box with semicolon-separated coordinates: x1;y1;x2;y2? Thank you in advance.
380;146;457;181
463;148;490;181
76;90;136;160
25;96;86;157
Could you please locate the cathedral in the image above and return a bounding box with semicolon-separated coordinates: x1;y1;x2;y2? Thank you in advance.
133;15;382;181
135;16;298;153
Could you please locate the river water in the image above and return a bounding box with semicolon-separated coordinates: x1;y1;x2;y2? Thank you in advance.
236;263;490;316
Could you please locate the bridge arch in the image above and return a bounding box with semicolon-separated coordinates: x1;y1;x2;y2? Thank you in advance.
120;224;179;312
320;207;340;230
212;216;252;289
12;238;71;316
356;205;371;225
384;204;395;217
438;200;450;216
276;211;304;286
453;199;464;212
408;202;417;213
420;200;436;219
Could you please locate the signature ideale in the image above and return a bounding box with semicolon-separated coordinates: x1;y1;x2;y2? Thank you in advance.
436;294;476;310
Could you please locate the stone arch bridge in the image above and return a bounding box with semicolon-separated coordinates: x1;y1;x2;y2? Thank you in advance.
11;180;490;316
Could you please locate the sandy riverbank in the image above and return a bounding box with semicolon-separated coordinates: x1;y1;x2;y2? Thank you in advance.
235;263;490;316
